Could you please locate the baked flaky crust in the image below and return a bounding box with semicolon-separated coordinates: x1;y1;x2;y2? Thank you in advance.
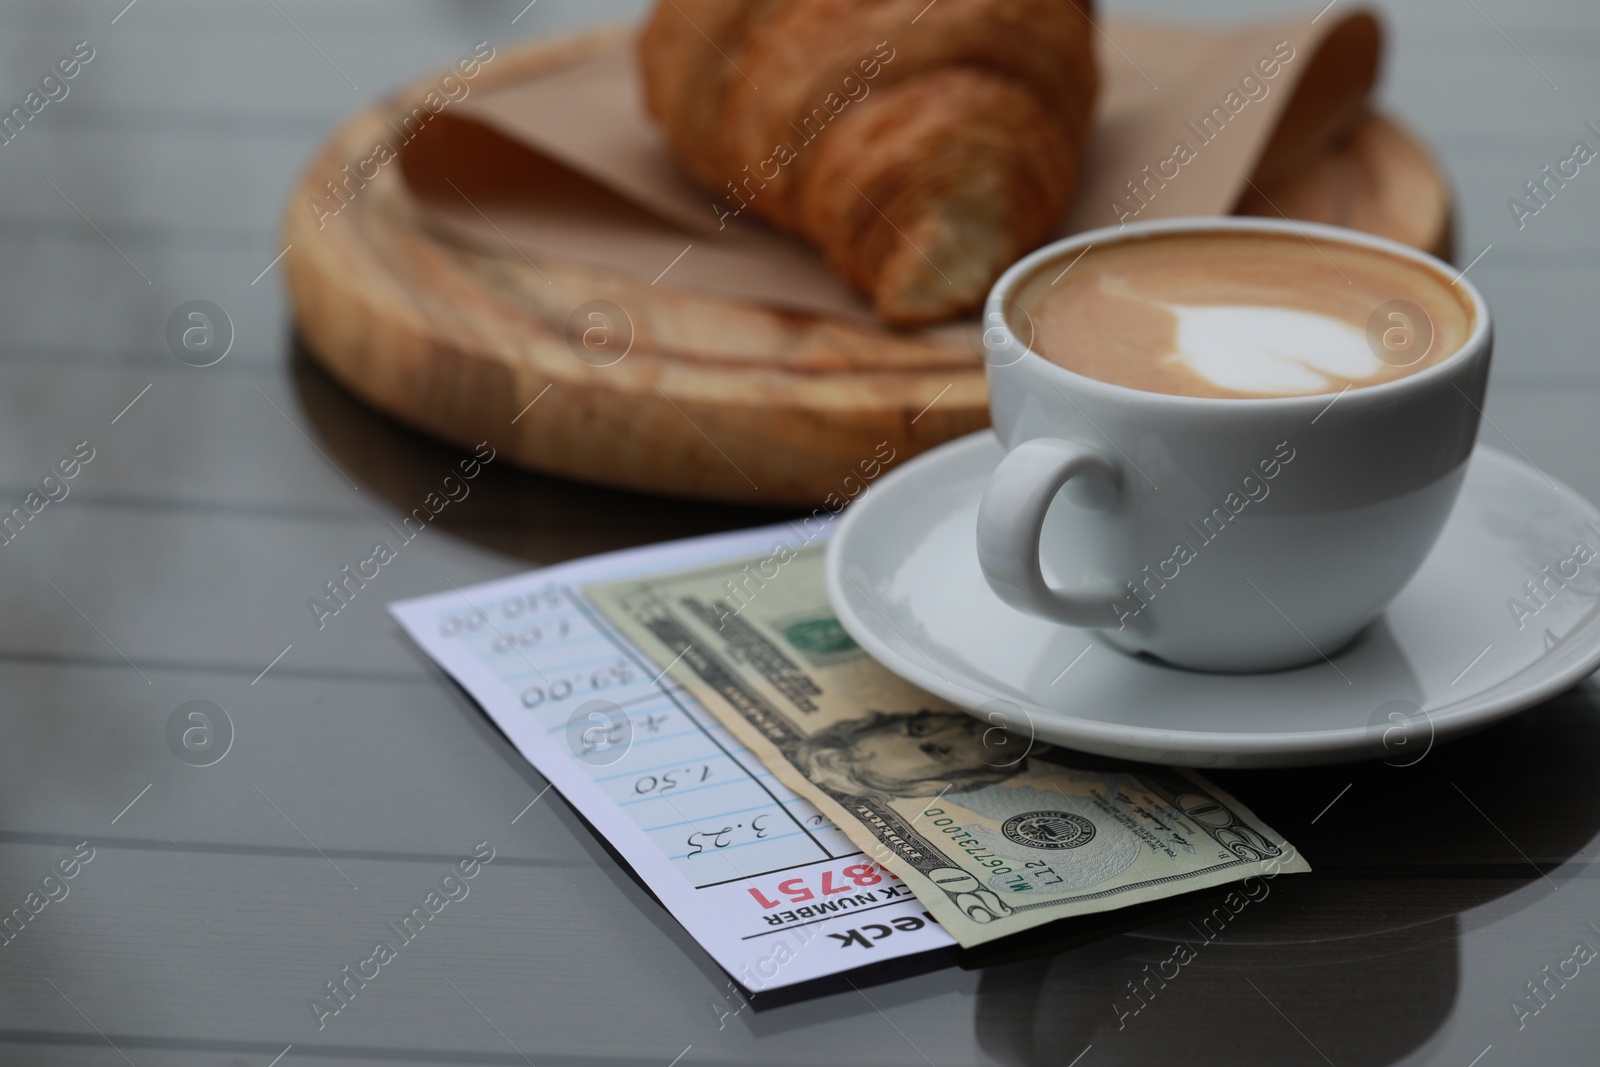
640;0;1098;326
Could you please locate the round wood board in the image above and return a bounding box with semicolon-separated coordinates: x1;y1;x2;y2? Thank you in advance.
283;28;1454;507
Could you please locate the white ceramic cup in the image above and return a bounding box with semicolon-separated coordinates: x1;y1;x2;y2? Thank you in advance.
976;217;1492;672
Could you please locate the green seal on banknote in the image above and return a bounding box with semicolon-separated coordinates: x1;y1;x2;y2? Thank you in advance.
782;616;858;660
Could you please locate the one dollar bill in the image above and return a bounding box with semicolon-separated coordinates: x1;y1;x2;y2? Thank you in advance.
585;544;1308;947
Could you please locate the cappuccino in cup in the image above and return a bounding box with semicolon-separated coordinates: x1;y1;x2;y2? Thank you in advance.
1008;230;1475;399
978;218;1491;672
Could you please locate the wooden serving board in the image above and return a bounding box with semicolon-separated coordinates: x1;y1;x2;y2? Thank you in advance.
283;29;1453;507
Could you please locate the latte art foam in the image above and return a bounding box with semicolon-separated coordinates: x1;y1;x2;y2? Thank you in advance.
1169;303;1378;394
1013;232;1474;399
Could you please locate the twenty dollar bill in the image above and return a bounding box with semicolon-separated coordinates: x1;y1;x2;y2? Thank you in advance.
585;545;1308;947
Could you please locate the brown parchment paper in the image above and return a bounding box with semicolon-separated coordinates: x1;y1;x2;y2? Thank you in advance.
408;11;1380;325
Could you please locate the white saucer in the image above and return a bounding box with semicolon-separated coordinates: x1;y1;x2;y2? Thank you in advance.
825;433;1600;767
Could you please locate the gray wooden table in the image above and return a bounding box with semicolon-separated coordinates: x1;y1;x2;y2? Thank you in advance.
1;0;1597;1064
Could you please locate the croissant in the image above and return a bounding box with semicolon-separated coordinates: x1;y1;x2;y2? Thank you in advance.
640;0;1099;327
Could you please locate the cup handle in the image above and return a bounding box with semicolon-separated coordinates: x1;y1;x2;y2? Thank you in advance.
976;438;1126;628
